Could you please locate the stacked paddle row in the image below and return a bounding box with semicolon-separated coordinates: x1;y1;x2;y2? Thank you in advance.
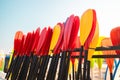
5;9;99;80
6;8;120;80
5;16;79;80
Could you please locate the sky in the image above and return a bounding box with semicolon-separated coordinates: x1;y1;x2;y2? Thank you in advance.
1;0;120;54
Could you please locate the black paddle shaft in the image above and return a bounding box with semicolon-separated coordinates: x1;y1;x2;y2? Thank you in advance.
46;54;56;80
50;54;60;80
86;61;90;80
17;56;30;80
11;56;24;80
64;52;71;80
58;51;67;80
5;55;16;79
76;46;83;80
40;55;50;80
31;56;42;80
27;55;38;80
83;50;88;80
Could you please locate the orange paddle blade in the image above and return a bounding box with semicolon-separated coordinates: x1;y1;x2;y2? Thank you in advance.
80;9;94;46
88;21;99;60
53;23;64;54
84;9;97;50
101;38;116;73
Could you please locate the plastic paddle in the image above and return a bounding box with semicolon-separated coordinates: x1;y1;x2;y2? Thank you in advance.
5;31;23;79
30;27;48;79
31;27;52;80
65;15;79;80
70;36;81;80
46;24;61;80
37;27;53;80
68;15;80;80
27;27;40;80
110;26;120;79
17;31;35;80
79;9;97;80
11;32;32;80
52;23;64;80
78;9;95;80
88;21;99;61
27;27;47;80
101;38;115;80
94;36;105;80
58;14;75;80
53;23;64;54
88;20;99;80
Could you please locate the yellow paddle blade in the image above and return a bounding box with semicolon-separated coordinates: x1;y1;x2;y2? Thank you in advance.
94;36;105;69
68;60;72;75
95;52;103;69
80;9;93;46
88;21;99;61
90;58;95;68
48;24;61;55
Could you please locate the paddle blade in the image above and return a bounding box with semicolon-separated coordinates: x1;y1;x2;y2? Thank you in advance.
88;21;99;61
53;23;64;54
84;9;97;49
101;38;116;73
41;27;53;55
48;24;61;55
63;15;74;50
31;27;40;53
110;26;120;54
94;36;105;69
80;9;94;46
68;16;80;49
36;27;47;55
14;31;23;56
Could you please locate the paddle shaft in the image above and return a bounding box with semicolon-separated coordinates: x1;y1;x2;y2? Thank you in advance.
83;50;88;80
72;64;74;80
58;51;67;80
76;46;83;80
110;73;113;80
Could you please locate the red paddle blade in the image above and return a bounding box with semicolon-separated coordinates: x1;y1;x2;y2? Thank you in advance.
63;15;74;50
26;31;35;56
110;26;120;54
41;27;53;55
14;31;23;56
22;32;32;56
68;16;80;50
31;27;40;53
18;35;26;56
71;36;81;64
101;38;116;73
36;27;48;55
53;23;64;54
